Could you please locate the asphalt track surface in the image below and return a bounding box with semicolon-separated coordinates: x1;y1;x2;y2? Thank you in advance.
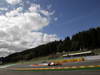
0;60;100;75
0;69;100;75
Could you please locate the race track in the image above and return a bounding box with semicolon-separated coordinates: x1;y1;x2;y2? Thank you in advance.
0;59;100;75
0;69;100;75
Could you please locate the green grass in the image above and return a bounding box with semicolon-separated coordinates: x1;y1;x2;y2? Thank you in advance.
15;56;49;64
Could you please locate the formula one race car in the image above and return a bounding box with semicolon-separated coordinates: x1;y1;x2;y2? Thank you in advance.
48;62;62;66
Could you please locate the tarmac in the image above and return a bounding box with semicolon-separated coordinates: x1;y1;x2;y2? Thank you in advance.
0;56;100;75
